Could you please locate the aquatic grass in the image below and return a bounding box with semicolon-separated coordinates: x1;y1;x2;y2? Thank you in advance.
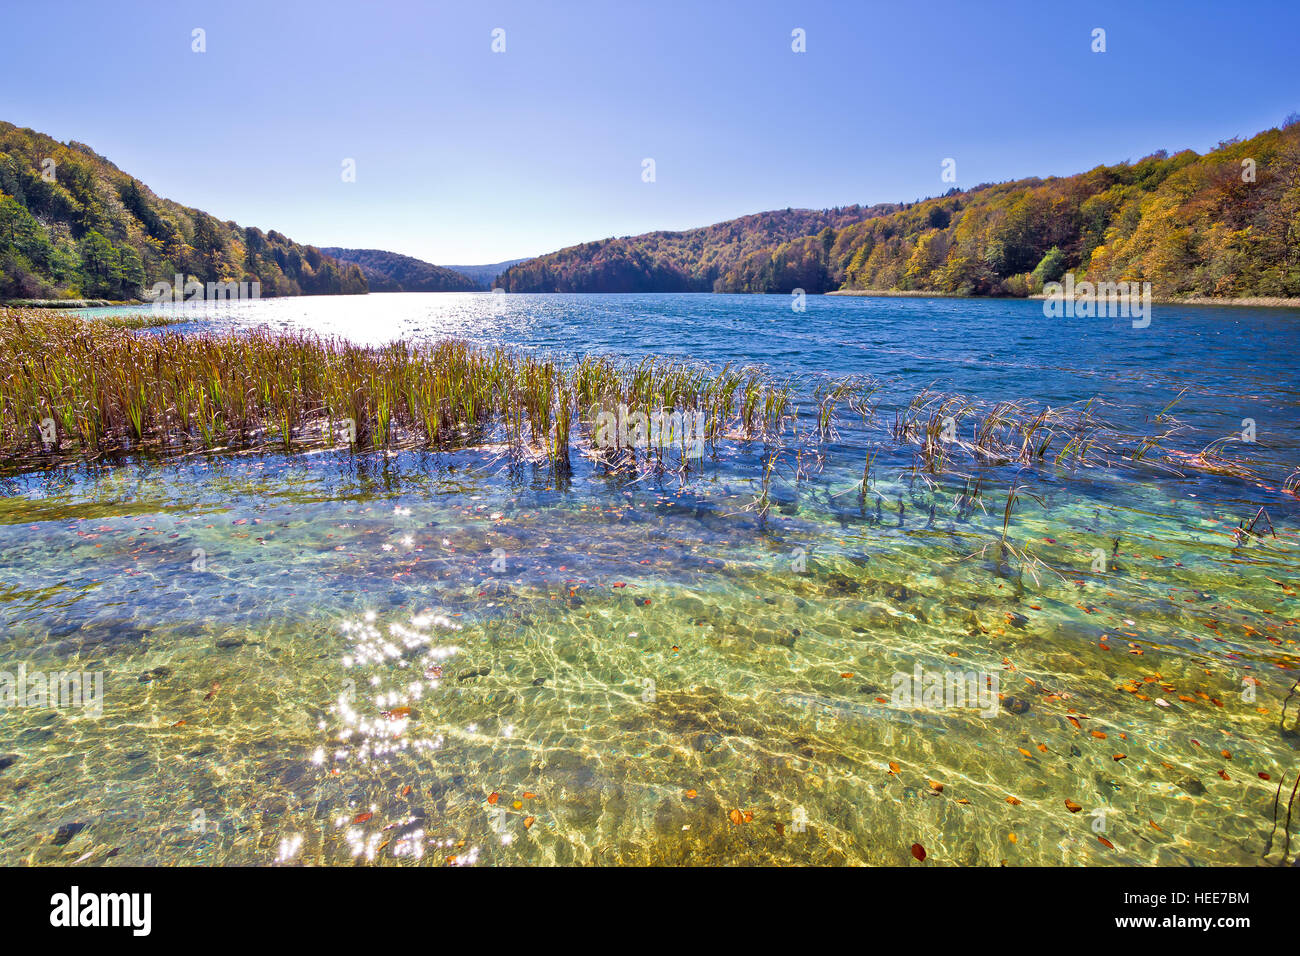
3;309;1280;497
88;314;188;330
0;309;792;476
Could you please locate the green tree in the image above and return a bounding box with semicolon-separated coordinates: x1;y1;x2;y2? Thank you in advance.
1031;246;1068;289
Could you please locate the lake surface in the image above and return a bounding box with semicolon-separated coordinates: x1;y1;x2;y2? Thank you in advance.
2;292;1299;866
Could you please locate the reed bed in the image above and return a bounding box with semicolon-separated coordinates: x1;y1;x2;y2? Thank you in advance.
90;314;189;330
0;309;1266;494
0;309;788;472
887;386;1198;480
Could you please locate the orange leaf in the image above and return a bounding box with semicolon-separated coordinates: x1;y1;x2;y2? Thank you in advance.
353;811;373;824
685;789;698;799
1090;730;1107;739
910;843;927;861
523;791;537;799
1067;716;1081;729
1097;836;1114;849
888;761;900;775
1006;796;1022;805
487;792;499;805
1065;799;1082;813
524;816;536;829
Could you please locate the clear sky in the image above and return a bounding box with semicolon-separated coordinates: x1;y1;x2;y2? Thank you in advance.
2;0;1297;264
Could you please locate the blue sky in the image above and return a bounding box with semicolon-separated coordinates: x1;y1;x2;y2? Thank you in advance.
2;0;1297;264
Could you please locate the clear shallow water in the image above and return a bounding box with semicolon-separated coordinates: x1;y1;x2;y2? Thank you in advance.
3;292;1299;866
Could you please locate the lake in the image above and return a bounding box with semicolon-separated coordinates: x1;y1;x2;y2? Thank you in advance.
2;292;1298;866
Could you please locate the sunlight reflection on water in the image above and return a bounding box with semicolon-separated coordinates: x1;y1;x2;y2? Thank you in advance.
3;293;1297;866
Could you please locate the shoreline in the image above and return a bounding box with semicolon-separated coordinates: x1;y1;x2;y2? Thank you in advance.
0;298;139;308
7;290;1300;310
828;289;1300;309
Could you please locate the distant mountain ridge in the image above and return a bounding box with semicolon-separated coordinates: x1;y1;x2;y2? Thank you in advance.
497;117;1300;299
318;247;479;292
440;259;528;288
319;249;529;292
496;206;892;293
0;120;368;301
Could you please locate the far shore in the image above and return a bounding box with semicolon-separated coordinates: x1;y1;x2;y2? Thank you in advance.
7;290;1300;310
0;298;138;308
828;289;1300;308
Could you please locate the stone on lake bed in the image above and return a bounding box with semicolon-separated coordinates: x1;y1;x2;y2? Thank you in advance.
53;822;86;846
826;574;860;595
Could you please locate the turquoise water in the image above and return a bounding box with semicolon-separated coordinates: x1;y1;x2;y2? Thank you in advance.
2;292;1299;866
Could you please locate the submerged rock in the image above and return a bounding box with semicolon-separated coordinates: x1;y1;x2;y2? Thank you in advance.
883;583;912;602
749;626;796;648
52;822;86;846
827;574;860;595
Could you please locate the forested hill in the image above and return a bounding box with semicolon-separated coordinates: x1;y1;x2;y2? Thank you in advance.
441;259;529;288
319;247;479;292
496;206;897;292
500;118;1300;299
0;121;368;301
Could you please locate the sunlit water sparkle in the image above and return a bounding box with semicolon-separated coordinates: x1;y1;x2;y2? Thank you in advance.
2;292;1298;866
